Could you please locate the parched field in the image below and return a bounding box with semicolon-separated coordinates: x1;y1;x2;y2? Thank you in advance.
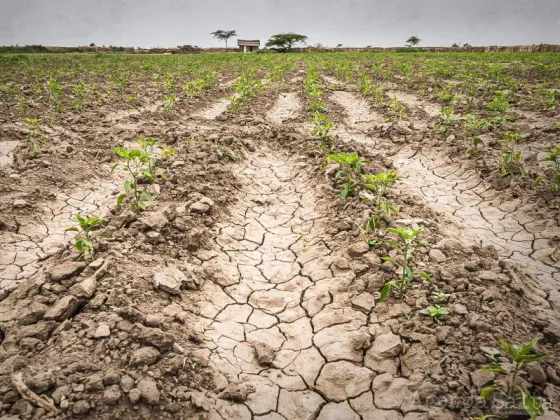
0;52;559;419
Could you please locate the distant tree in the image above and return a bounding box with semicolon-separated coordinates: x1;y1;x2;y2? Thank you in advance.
314;43;324;48
90;42;95;47
266;33;308;52
406;36;421;47
337;44;343;48
451;42;459;47
210;30;237;49
463;43;471;47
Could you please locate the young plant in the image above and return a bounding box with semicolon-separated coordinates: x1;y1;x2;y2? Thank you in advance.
24;118;45;152
464;114;489;157
542;147;560;191
480;338;547;420
358;201;399;246
138;137;158;173
436;105;456;134
378;227;432;301
65;214;105;260
312;113;334;146
362;171;399;197
500;132;526;177
111;147;155;211
431;290;451;303
488;91;509;113
420;305;448;324
326;152;367;198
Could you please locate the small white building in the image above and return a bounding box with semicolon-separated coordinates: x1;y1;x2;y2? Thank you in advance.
238;39;260;53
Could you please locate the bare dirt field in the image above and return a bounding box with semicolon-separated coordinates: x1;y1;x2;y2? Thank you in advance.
0;52;559;420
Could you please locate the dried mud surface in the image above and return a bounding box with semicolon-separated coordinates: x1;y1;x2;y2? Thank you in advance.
0;66;559;420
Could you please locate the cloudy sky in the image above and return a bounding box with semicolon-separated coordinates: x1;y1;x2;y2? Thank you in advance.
1;0;559;48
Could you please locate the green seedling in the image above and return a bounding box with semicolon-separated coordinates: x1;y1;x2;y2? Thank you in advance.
436;105;456;134
111;147;154;211
138;137;158;173
163;94;176;110
542;147;560;191
362;171;399;197
500;132;526;177
312;112;334;146
488;91;509;113
432;290;451;303
65;214;105;260
379;227;432;301
480;338;547;420
389;97;408;121
24;118;46;152
420;305;448;324
464;114;489;157
326;152;367;198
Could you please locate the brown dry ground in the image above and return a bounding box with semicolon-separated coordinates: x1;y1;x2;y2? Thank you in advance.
0;64;559;420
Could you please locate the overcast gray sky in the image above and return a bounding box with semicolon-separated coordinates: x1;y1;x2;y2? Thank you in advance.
1;0;559;48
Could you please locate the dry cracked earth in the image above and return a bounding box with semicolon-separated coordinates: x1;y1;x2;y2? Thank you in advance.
0;66;560;420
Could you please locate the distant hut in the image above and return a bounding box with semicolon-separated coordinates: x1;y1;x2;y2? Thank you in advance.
238;39;260;53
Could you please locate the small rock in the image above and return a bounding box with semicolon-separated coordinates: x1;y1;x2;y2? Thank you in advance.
526;364;547;384
470;370;495;389
428;249;447;263
145;314;164;327
253;342;275;366
72;400;90;415
218;383;249;402
25;371;55;394
453;303;468;315
89;258;105;269
44;295;80;321
138;210;169;232
130;346;161;366
153;266;186;295
120;375;135;393
190;201;210;214
351;293;376;314
130;323;175;351
102;385;122;405
347;242;369;258
103;369;121;386
129;388;141;404
138;378;160;405
13;199;29;208
85;372;105;392
49;261;86;281
93;324;110;339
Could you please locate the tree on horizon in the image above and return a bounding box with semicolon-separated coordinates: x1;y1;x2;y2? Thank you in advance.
210;30;238;49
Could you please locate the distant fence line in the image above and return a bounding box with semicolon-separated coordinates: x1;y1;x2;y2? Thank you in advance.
1;44;559;54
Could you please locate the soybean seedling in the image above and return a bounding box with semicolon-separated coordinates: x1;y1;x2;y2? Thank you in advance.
480;338;547;420
24;118;46;152
420;305;448;324
436;105;456;135
362;171;399;197
542;147;560;191
500;132;527;177
488;91;509;113
326;152;367;198
312;113;334;147
65;214;105;260
138;137;158;174
379;226;432;301
464;114;489;157
111;147;154;211
432;290;451;303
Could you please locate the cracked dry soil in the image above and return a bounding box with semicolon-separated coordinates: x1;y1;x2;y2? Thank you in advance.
1;64;560;420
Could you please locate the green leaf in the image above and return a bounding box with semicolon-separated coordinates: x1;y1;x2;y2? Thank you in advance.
64;227;79;232
519;388;544;420
378;282;392;302
143;191;154;202
110;163;120;174
116;193;126;205
417;271;433;282
137;201;147;210
481;364;505;373
381;256;397;264
341;188;349;198
386;239;399;249
480;386;497;400
124;181;132;194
